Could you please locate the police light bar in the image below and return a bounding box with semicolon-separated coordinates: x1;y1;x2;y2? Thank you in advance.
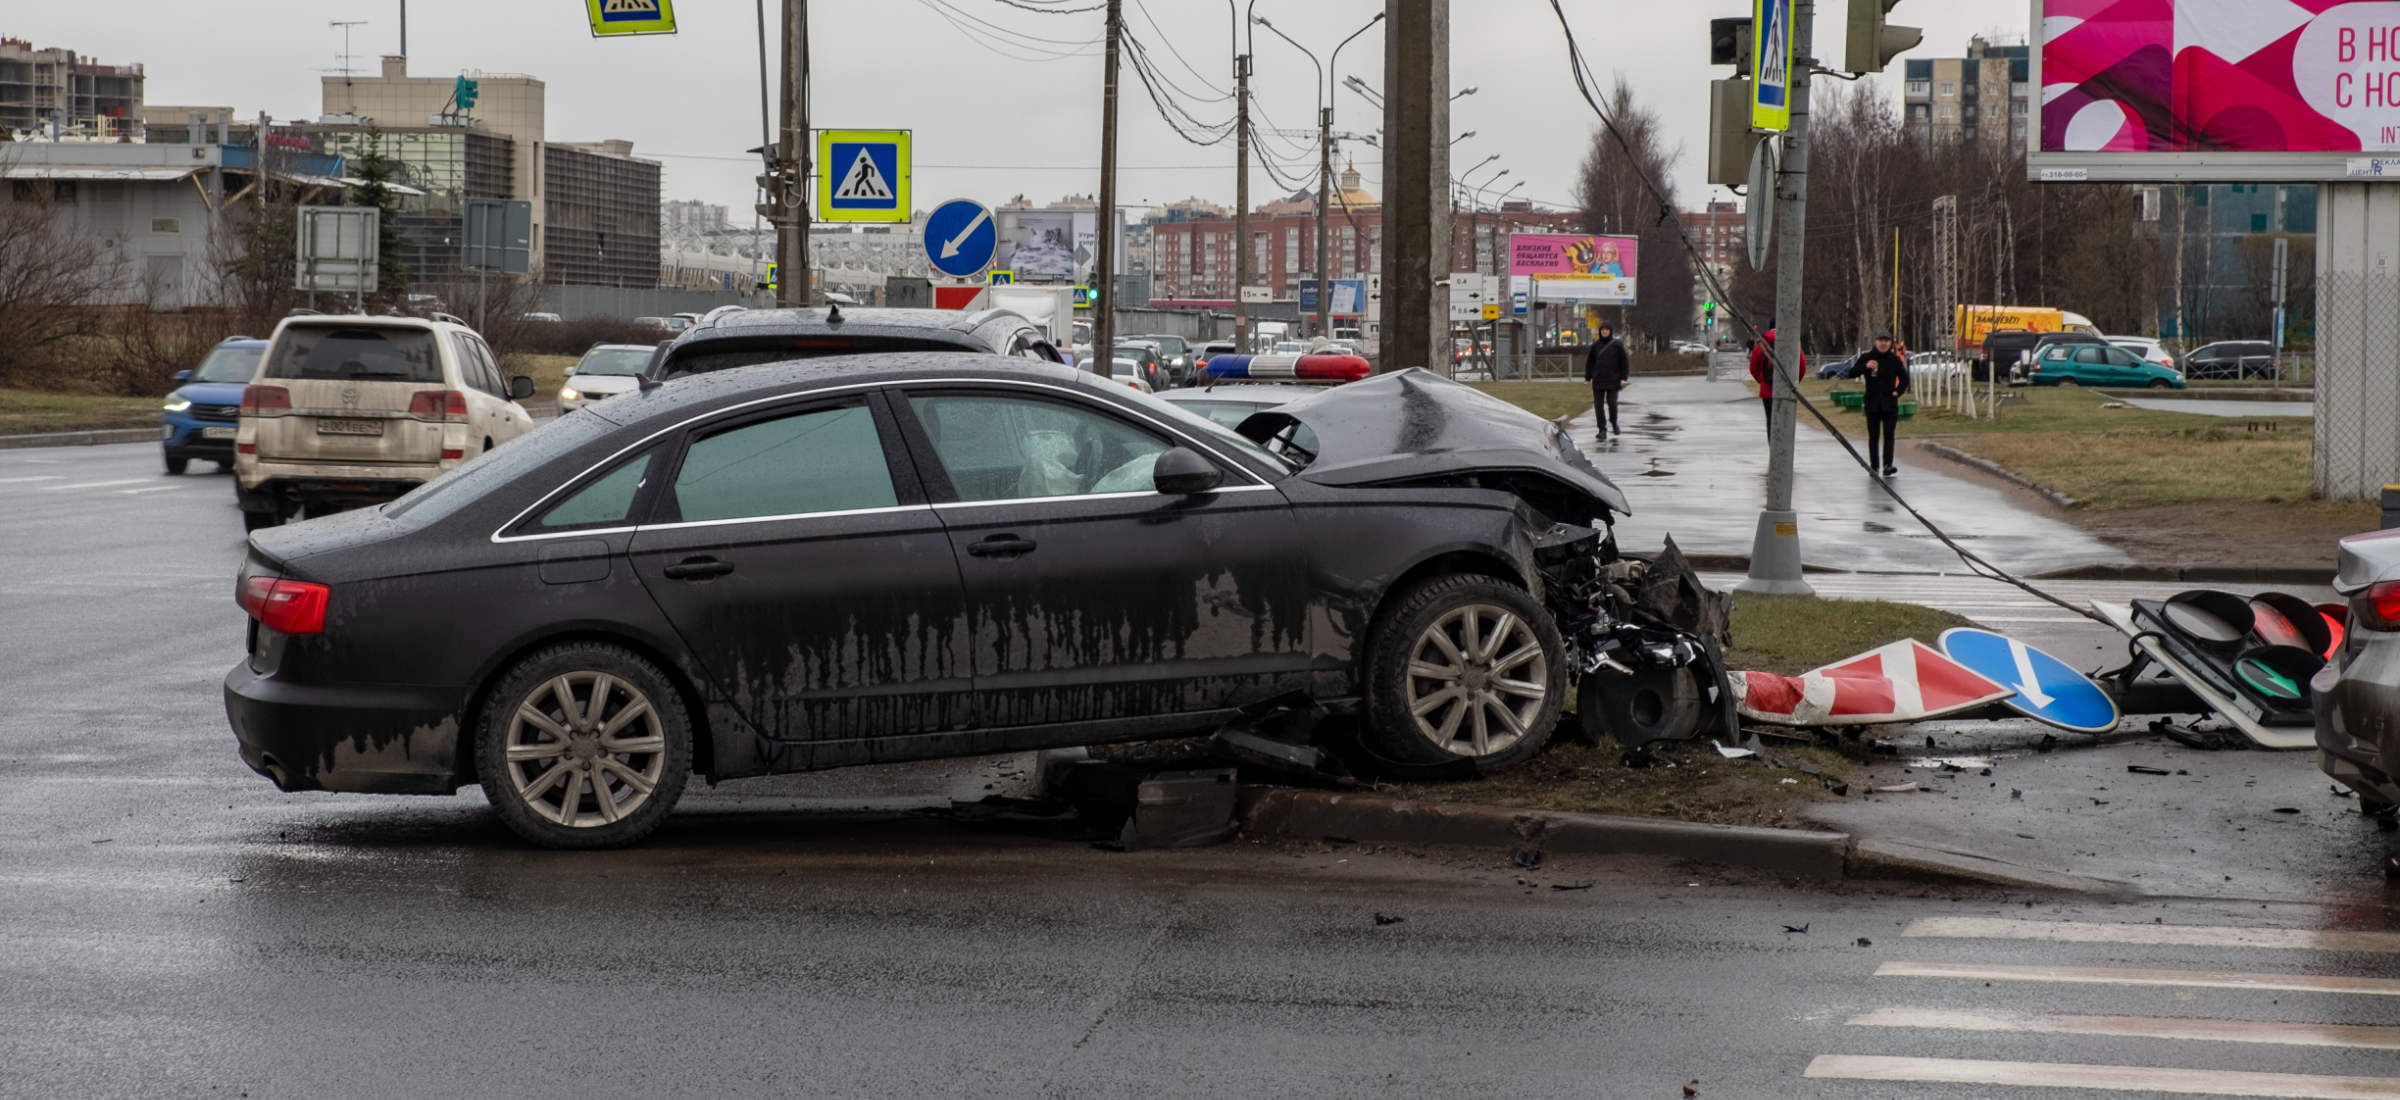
1203;353;1371;383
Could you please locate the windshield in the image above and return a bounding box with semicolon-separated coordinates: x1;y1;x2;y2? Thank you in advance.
573;347;653;377
264;325;442;383
192;344;264;383
1075;373;1294;473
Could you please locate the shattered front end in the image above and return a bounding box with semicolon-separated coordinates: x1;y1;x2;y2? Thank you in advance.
1537;529;1737;749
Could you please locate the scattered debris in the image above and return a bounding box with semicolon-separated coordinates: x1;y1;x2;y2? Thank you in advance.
1712;741;1758;759
2010;788;2023;800
1551;880;1597;891
1855;937;1873;947
1778;777;1799;785
2092;798;2111;806
2330;786;2355;800
90;838;112;845
2015;833;2036;840
1373;913;1406;926
1730;640;2014;726
1782;924;1810;934
1871;781;1919;793
2152;717;2239;752
1513;849;1545;870
2271;807;2301;814
1684;1080;1701;1098
2035;733;2060;754
2126;765;2173;776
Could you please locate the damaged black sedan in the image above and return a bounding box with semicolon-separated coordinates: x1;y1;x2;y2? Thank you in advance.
225;355;1667;848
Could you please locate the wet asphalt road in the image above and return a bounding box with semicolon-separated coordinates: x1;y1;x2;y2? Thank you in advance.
6;442;2400;1099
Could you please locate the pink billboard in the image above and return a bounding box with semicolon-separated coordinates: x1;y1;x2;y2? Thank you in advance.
1509;233;1639;279
2043;0;2400;153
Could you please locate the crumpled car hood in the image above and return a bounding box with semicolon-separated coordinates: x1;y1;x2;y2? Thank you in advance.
1236;367;1631;520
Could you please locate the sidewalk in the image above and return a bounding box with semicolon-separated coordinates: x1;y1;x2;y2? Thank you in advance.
1576;375;2129;576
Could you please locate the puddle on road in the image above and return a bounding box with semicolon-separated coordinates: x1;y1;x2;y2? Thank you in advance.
1862;521;1895;533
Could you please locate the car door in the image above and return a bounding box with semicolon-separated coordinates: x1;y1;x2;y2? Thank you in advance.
627;391;975;747
891;383;1312;734
2097;345;2139;385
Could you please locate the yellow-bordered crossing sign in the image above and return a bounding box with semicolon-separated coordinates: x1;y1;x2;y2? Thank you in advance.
586;0;676;37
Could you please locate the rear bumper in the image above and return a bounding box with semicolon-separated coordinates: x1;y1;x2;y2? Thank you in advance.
2314;648;2400;805
223;661;468;795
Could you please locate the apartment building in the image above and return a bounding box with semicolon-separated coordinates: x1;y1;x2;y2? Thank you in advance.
1903;36;2031;149
0;36;144;139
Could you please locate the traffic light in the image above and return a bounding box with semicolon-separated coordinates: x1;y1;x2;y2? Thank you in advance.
1708;17;1752;70
1706;16;1758;189
1844;0;1921;74
1703;301;1717;323
453;76;480;111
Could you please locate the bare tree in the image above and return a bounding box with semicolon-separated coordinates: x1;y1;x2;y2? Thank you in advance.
1573;75;1695;347
0;185;120;383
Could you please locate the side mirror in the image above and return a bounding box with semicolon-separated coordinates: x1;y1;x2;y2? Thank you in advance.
1152;447;1223;495
508;375;536;400
172;369;193;383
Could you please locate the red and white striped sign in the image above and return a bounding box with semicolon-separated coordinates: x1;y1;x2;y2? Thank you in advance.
1731;639;2015;726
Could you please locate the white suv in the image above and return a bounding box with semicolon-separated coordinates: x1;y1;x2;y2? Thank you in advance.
235;315;536;530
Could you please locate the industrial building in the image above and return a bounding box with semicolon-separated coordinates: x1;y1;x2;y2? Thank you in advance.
0;37;144;139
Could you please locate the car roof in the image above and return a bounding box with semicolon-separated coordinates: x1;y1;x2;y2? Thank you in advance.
270;314;460;335
684;305;1019;339
1159;383;1325;406
597;351;1087;425
580;343;654;354
216;338;269;349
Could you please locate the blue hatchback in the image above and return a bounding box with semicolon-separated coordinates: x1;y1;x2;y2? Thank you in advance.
162;338;266;474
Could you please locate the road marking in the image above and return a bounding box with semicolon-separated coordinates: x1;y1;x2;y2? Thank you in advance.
0;475;65;484
1903;917;2400;954
40;478;153;491
118;486;180;495
1878;960;2400;996
1803;1055;2400;1097
1848;1007;2400;1051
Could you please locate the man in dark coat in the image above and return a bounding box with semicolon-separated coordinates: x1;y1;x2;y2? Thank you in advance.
1843;331;1911;476
1584;321;1630;437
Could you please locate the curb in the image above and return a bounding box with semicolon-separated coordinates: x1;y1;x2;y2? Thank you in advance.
2034;561;2334;585
1237;788;2137;895
1237;788;1851;881
1917;441;2080;509
0;427;158;451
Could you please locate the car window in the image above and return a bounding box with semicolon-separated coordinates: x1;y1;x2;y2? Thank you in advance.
536;452;657;530
2073;346;2109;365
471;336;508;394
264;325;442;383
2041;346;2071;361
669;403;897;523
193;344;265;383
573;347;653;377
451;335;498;395
908;392;1173;500
386;408;623;526
2106;347;2138;367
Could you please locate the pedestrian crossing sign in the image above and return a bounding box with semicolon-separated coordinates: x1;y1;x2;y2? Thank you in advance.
584;0;677;37
815;129;910;224
989;270;1014;286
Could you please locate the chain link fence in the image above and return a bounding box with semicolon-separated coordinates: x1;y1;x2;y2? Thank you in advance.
2312;270;2400;501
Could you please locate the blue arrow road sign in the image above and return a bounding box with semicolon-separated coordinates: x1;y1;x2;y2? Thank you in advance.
1939;628;2121;733
924;199;997;278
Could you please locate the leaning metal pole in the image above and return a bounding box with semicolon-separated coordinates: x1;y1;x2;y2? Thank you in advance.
1740;0;1815;597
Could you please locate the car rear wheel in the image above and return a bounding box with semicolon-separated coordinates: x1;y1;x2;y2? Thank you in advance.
475;643;692;849
1362;575;1563;777
2056;377;2079;387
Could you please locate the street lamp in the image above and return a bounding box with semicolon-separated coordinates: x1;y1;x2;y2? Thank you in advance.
1254;10;1384;341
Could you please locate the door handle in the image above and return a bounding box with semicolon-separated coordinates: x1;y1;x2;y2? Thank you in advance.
662;556;736;580
967;535;1037;558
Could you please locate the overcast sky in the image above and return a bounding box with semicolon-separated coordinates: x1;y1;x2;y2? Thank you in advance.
21;1;2027;220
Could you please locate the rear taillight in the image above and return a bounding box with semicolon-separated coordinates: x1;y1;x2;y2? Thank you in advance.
241;386;291;415
236;442;256;454
2350;581;2400;632
239;576;330;635
408;390;469;420
440;448;466;460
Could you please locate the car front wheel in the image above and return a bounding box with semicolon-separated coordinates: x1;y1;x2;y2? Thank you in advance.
2148;379;2171;389
1362;575;1563;776
475;642;693;849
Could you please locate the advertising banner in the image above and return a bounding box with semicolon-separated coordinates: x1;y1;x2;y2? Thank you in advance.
2042;0;2400;155
1510;233;1638;305
997;210;1076;282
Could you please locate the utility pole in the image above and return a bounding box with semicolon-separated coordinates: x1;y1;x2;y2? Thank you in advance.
1230;2;1253;350
1382;0;1450;374
1094;0;1123;362
775;0;811;308
1315;102;1331;339
1739;0;1816;597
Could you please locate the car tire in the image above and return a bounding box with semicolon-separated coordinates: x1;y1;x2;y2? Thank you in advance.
475;642;693;849
1361;575;1564;778
242;508;281;532
1577;665;1706;748
164;455;189;475
2056;378;2079;387
2149;379;2171;389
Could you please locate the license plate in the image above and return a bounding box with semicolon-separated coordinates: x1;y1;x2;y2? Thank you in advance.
315;419;384;437
201;426;236;440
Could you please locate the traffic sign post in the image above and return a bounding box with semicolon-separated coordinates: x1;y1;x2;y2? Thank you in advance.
816;129;910;224
1939;628;2121;733
585;0;677;37
924;198;997;279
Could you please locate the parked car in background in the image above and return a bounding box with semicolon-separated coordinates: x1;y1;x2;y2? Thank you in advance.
2182;340;2280;381
1275;340;1312;355
2002;331;2109;383
1127;333;1194;385
1107;357;1154;394
2107;336;2175;369
1113;344;1168;391
162;337;268;475
1194;340;1237;377
235;315;537;530
222;355;1627;847
671;312;705;330
1670;340;1709;357
632;316;691;335
2023;341;2186;389
649;307;1064;380
558;344;656;412
520;312;563;324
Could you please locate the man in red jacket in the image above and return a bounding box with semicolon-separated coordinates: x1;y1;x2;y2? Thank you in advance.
1746;323;1804;434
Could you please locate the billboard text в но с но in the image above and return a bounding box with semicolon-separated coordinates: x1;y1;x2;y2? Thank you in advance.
2033;0;2400;180
1509;233;1638;305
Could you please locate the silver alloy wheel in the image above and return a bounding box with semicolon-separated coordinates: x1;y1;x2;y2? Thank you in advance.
502;671;667;828
1403;602;1549;757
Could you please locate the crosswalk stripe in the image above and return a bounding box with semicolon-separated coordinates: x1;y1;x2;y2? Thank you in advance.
0;475;64;484
40;478;152;491
1878;960;2400;996
1804;1055;2400;1097
1848;1007;2400;1051
118;486;180;495
1904;917;2400;954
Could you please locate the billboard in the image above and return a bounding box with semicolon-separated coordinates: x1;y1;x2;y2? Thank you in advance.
2032;0;2400;180
996;209;1115;283
1509;233;1638;305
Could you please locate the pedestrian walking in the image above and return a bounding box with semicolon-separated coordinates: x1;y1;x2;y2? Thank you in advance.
1584;321;1630;437
1845;331;1911;476
1746;323;1803;434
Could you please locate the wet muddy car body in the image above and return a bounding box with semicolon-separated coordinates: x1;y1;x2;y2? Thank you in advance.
223;356;1653;847
2315;530;2400;815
